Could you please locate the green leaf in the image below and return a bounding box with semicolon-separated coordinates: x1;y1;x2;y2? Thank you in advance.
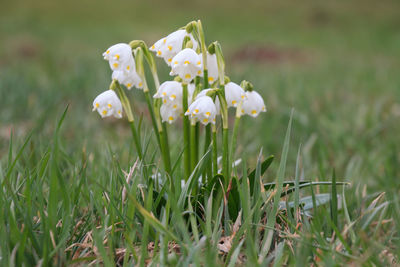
178;149;211;209
330;169;338;228
248;155;274;193
279;193;340;212
258;109;293;262
263;181;349;196
126;193;181;245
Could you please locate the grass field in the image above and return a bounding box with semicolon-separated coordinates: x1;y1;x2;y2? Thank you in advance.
1;0;400;265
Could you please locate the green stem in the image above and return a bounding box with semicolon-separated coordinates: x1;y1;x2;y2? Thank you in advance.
182;83;191;180
160;123;171;174
144;91;161;149
203;69;209;89
203;124;212;182
130;122;143;160
217;84;230;188
190;121;197;173
212;125;218;176
135;46;171;174
195;123;199;163
230;107;242;170
222;127;229;188
114;81;134;122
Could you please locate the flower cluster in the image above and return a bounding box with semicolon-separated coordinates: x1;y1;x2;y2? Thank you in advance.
92;20;267;182
150;30;266;126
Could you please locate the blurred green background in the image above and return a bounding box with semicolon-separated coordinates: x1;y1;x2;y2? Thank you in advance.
1;0;400;189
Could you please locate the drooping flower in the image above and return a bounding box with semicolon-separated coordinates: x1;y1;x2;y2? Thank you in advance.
199;52;219;84
170;48;202;83
112;70;143;90
103;43;135;72
185;96;217;125
150;29;198;65
241;90;266;117
154;81;182;108
196;89;220;114
92;90;123;118
154;81;197;113
160;103;180;124
225;82;246;108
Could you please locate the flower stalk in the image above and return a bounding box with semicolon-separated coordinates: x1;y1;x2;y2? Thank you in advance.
190;119;197;172
182;82;191;180
135;46;171;174
230;101;242;166
214;41;230;186
111;81;144;160
212;124;218;176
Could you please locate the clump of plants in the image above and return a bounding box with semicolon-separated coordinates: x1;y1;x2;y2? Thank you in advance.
89;20;347;265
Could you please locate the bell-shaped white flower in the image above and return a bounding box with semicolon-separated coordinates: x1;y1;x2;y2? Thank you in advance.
154;81;196;110
199;52;219;84
92;90;123;119
160;103;180;124
103;43;135;72
225;82;246;108
196;89;220;114
150;29;198;65
170;48;202;83
241;91;266;117
112;70;143;90
154;81;182;108
185;96;217;125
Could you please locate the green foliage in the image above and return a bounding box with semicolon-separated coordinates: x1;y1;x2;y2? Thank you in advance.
1;0;399;265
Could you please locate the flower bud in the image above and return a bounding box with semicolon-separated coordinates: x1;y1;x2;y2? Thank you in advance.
185;21;197;34
207;43;216;54
129;40;144;50
240;80;254;92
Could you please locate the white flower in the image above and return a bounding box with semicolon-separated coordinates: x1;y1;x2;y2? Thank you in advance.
154;81;197;112
112;70;143;90
196;89;220;114
241;91;266;117
199;52;219;84
160;104;180;124
92;90;123;119
150;29;198;65
103;43;135;72
170;48;202;83
154;81;182;109
225;82;246;108
185;96;217;125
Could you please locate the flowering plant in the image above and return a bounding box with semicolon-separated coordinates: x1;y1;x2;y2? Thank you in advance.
93;20;266;189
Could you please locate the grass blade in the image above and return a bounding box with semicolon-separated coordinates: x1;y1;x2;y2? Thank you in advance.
258;109;293;263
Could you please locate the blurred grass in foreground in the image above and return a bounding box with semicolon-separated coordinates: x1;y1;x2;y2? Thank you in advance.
0;0;400;265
